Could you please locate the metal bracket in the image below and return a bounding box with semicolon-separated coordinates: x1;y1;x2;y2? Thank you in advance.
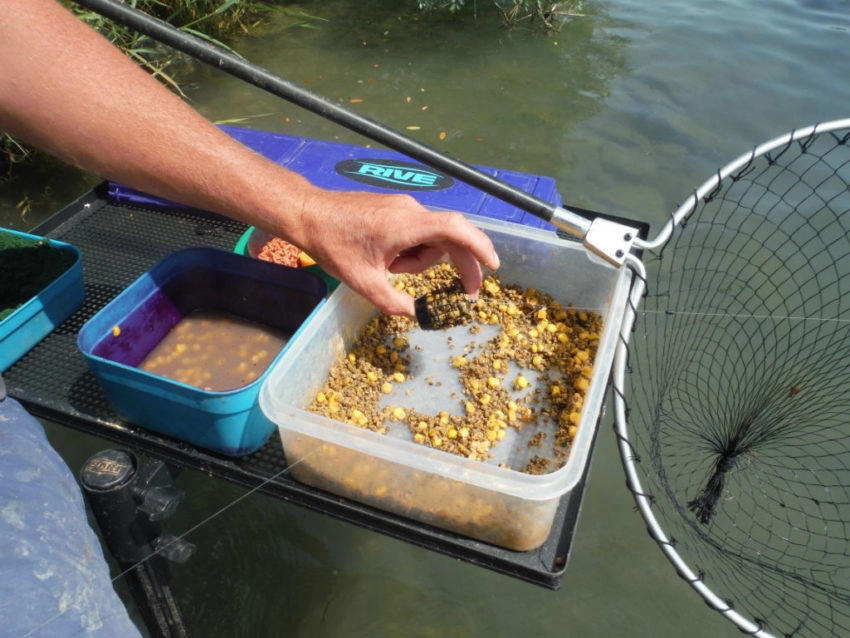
550;207;639;266
583;217;640;266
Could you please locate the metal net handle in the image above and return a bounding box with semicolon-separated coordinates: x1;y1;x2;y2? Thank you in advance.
608;118;850;638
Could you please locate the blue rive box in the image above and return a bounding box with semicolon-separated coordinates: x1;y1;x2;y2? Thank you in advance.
108;125;562;231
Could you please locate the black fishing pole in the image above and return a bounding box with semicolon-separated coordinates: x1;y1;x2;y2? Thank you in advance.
73;0;637;265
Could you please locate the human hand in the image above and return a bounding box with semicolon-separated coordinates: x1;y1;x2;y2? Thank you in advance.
280;190;500;318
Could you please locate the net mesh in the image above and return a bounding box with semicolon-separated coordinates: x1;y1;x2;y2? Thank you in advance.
619;123;850;637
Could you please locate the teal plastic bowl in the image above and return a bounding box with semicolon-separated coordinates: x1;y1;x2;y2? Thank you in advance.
0;228;84;373
234;226;339;291
78;247;327;456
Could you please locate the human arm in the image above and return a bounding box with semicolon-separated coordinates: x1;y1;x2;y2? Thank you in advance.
0;0;499;317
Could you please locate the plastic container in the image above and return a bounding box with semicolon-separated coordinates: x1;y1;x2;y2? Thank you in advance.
0;228;84;373
78;247;327;456
233;226;339;291
260;216;632;550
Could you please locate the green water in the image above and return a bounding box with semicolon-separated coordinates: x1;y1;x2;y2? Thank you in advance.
6;0;850;635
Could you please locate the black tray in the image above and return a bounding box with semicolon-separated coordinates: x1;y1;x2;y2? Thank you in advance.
5;185;631;590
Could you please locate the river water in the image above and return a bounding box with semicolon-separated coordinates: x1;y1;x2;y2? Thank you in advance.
4;0;850;636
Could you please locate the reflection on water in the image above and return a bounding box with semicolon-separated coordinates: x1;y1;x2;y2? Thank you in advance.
185;0;626;181
14;0;850;635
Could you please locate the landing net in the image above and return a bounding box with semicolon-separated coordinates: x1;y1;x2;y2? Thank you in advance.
613;119;850;637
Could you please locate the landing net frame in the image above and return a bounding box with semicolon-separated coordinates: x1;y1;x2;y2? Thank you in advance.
612;118;850;638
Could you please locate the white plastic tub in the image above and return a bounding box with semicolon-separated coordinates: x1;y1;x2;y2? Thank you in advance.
260;215;631;550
